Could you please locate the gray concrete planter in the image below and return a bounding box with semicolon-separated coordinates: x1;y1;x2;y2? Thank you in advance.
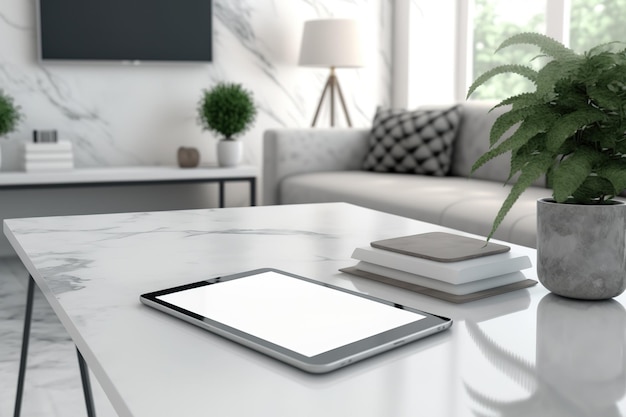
537;198;626;300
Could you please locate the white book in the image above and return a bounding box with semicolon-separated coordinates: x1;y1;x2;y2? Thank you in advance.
351;246;532;285
24;161;74;172
354;261;527;296
23;153;74;162
22;142;73;153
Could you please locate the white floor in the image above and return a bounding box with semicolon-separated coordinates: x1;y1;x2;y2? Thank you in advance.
0;257;118;417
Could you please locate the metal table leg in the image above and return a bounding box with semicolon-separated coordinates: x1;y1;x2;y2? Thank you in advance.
76;347;97;417
13;275;97;417
13;275;34;417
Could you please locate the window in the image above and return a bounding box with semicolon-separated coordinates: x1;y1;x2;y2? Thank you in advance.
470;0;546;101
569;0;626;53
464;0;626;101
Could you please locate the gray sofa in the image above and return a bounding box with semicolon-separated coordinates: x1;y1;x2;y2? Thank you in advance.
262;102;551;248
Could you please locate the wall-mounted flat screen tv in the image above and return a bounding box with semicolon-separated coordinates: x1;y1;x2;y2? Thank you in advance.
38;0;212;62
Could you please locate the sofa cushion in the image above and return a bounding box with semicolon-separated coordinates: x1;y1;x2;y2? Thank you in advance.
362;106;461;176
451;101;547;188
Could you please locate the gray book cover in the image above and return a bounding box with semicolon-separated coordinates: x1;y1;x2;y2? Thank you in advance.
371;232;510;263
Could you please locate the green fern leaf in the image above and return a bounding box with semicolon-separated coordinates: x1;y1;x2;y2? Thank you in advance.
509;134;547;179
471;121;545;173
597;130;619;149
587;86;619;111
545;109;605;152
571;176;617;202
492;93;543;110
553;80;590;110
489;104;549;146
615;138;626;154
535;58;584;97
496;32;578;61
586;42;626;57
588;67;626;111
487;153;554;241
554;137;579;155
467;65;538;99
583;121;626;150
597;159;626;195
551;146;606;202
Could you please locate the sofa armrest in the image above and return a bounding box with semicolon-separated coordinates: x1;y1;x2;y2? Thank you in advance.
262;128;369;205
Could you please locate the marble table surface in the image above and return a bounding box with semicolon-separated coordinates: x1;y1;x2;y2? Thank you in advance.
4;202;626;417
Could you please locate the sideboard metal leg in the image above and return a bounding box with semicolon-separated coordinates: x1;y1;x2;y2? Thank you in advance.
250;178;257;206
219;181;225;208
13;275;35;417
76;347;97;417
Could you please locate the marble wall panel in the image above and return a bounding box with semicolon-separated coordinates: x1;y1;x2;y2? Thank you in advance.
0;0;391;170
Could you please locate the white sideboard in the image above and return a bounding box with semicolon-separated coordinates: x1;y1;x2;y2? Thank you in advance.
0;165;257;256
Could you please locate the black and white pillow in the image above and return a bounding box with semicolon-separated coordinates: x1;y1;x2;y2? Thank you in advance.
362;105;462;176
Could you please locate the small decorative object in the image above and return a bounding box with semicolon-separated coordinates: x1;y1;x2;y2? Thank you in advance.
467;32;626;299
33;129;58;143
0;90;22;170
197;82;256;167
299;19;364;127
177;146;200;168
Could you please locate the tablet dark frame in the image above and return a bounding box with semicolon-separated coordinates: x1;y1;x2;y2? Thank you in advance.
140;268;452;373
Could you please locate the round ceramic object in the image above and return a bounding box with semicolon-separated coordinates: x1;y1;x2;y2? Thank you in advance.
537;198;626;300
217;140;242;167
177;146;200;168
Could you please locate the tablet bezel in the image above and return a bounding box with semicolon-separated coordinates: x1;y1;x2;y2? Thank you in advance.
140;268;452;373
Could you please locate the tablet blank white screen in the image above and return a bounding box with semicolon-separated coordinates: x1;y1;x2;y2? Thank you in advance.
157;271;425;357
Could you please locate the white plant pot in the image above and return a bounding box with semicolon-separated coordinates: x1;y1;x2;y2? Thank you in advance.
217;140;242;167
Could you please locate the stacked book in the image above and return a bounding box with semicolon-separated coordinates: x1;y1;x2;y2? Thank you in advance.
21;141;74;172
341;232;536;303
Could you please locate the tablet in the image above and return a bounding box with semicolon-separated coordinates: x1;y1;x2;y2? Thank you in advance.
140;268;452;374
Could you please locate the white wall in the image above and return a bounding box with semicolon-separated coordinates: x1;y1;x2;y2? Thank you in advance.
0;0;392;255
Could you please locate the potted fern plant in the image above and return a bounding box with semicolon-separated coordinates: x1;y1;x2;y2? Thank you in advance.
198;82;257;167
467;32;626;300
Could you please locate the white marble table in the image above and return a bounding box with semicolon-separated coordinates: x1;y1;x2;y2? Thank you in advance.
4;203;626;417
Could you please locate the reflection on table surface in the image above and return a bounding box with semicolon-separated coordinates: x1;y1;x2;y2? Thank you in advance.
465;294;626;417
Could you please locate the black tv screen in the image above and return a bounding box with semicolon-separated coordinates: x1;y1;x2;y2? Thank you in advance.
38;0;212;62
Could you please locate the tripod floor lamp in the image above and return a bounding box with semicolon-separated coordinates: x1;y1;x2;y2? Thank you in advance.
299;19;364;127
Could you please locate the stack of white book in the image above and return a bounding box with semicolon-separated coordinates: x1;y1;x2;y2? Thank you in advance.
342;232;535;302
21;141;74;172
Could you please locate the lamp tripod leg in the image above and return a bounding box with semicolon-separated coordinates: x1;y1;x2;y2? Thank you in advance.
311;75;333;127
330;74;336;127
334;77;352;127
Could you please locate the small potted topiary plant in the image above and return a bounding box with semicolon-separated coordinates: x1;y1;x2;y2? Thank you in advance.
467;32;626;300
0;89;21;138
0;90;22;170
198;82;257;167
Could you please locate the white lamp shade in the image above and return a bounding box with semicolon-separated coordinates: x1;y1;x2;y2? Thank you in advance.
298;19;364;68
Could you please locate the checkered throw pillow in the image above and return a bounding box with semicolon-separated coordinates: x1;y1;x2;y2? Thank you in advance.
362;106;462;175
